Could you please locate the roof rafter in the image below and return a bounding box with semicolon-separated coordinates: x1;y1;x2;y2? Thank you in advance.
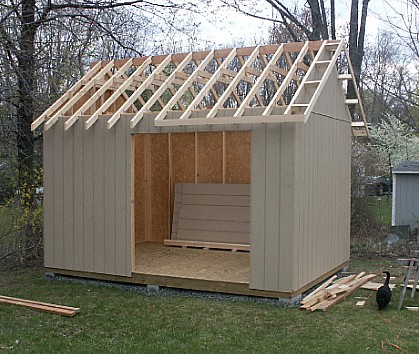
31;39;368;136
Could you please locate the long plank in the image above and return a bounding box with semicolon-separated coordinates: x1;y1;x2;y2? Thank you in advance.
0;296;79;316
0;295;80;312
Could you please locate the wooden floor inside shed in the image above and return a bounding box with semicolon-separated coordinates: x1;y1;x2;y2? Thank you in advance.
134;243;249;283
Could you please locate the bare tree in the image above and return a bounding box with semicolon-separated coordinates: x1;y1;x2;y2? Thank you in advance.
0;0;195;264
216;1;370;107
362;32;419;131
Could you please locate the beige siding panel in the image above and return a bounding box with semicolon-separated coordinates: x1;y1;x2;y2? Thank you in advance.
179;205;249;222
263;124;281;291
104;121;116;274
53;119;65;269
82;116;95;272
182;194;250;207
63;122;75;269
181;183;249;195
44;115;131;276
93;117;106;273
177;219;250;233
278;124;295;290
172;183;250;244
43;125;54;268
291;68;351;291
73;119;84;270
250;126;266;290
115;118;129;275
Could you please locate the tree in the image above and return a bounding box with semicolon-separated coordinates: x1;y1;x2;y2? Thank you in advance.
362;32;419;131
369;113;419;175
0;0;194;264
217;0;370;112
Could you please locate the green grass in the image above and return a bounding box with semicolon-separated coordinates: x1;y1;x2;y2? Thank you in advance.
364;196;392;226
0;259;418;353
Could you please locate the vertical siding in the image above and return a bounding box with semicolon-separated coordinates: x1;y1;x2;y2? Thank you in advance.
63;124;74;269
394;174;419;229
73;117;84;269
93;117;106;273
82;118;95;272
250;123;296;292
250;69;351;293
43;116;132;276
53;122;64;269
292;68;351;291
43;125;54;268
250;126;266;290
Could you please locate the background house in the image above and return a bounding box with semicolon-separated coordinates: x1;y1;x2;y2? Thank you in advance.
392;160;419;235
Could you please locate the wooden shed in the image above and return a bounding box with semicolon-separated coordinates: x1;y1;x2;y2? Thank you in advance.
32;39;367;299
392;160;419;232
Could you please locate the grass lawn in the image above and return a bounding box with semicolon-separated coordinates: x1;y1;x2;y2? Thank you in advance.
0;258;418;353
364;196;392;226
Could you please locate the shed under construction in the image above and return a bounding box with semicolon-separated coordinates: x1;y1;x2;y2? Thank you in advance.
32;39;368;299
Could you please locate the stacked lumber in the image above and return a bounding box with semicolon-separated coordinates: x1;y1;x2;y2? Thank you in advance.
300;272;376;312
0;295;80;317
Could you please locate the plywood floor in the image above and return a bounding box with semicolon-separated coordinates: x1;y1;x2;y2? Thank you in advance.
134;243;249;284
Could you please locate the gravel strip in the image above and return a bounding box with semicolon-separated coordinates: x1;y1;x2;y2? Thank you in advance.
42;273;300;306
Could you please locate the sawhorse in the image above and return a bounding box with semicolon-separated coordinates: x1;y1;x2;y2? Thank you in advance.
397;257;419;310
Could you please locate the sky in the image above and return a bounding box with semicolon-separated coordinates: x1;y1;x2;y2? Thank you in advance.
188;0;413;48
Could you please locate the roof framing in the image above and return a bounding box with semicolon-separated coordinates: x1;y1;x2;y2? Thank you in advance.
31;39;368;136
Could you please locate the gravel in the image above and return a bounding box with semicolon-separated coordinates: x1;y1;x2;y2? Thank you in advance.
42;273;301;306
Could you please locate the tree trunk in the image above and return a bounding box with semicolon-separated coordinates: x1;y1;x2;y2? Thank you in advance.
348;0;370;116
330;0;336;39
17;0;38;251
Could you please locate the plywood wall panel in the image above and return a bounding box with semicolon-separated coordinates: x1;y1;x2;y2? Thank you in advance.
150;134;170;242
197;132;223;183
225;131;251;184
134;134;146;243
171;133;195;183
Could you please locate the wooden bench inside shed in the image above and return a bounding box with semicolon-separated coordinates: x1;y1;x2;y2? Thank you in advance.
165;183;250;252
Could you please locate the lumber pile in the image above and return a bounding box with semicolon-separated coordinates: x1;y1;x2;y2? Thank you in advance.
0;295;80;317
300;272;376;312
